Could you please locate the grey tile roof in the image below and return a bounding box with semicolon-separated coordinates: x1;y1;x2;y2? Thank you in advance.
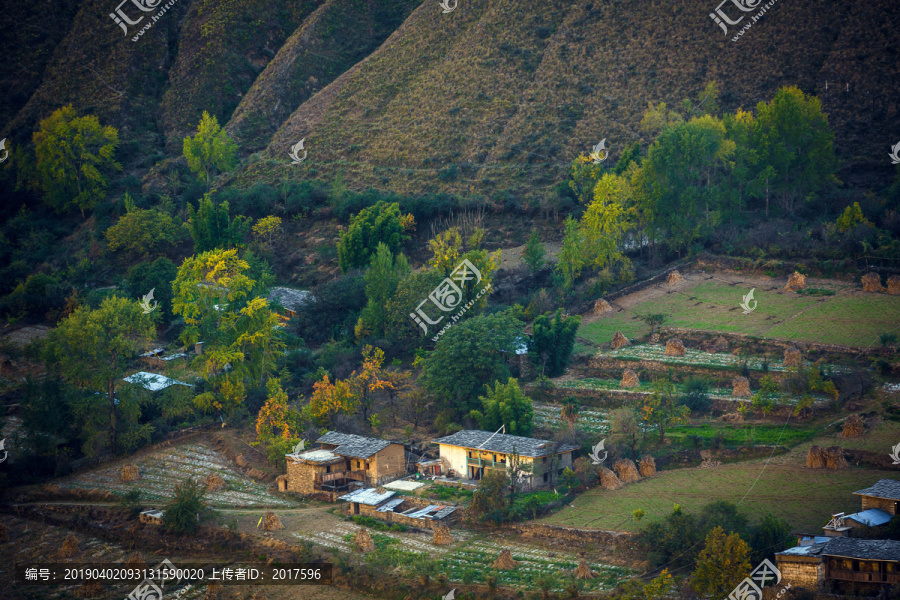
432;430;578;457
317;431;394;459
819;538;900;561
854;479;900;501
267;287;313;312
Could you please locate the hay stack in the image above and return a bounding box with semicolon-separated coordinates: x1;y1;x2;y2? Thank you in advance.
206;473;226;492
666;270;685;286
492;548;518;570
235;454;249;467
664;338;686;356
721;412;744;423
887;276;900;295
599;467;623;490
204;581;223;600
806;445;826;469
610;331;630;350
574;560;595;579
699;450;721;468
433;524;453;545
842;415;865;439
638;456;656;477
613;459;640;483
59;534;79;559
620;369;640;388
74;581;104;598
649;333;660;344
120;464;140;482
732;376;751;398
824;446;848;470
262;511;283;531
785;272;807;291
783;347;802;367
124;553;145;570
355;528;375;552
573;456;599;483
593;299;614;315
861;272;885;293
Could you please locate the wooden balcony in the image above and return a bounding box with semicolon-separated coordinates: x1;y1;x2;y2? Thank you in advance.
827;568;900;584
315;470;367;484
466;457;506;469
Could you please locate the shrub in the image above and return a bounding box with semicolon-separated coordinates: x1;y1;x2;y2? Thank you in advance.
162;477;208;534
680;377;712;413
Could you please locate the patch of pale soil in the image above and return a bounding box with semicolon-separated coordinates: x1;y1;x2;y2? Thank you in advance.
0;325;51;348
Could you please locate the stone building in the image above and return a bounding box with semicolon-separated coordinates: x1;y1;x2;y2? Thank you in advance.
266;287;313;321
854;479;900;516
432;430;577;489
777;539;900;593
283;431;408;496
339;487;458;530
139;509;164;526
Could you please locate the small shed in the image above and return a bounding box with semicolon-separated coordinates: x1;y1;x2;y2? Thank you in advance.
339;487;396;516
416;458;444;478
139;509;164;525
267;287;313;320
843;508;893;532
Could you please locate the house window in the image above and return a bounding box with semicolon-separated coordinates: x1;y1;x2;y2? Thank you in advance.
357;461;361;469
468;451;473;458
542;456;547;464
558;468;563;476
326;466;331;473
493;454;497;462
543;473;548;482
346;460;351;470
365;462;370;471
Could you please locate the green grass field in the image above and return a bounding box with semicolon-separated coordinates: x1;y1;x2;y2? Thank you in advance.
576;280;900;353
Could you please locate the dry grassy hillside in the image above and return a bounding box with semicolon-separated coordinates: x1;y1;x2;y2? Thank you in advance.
233;0;900;200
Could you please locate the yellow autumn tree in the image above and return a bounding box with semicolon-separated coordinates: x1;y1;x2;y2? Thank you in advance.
251;215;282;253
307;374;358;426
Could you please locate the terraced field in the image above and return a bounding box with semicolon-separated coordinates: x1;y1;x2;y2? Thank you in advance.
55;443;296;508
533;402;610;436
577;276;900;352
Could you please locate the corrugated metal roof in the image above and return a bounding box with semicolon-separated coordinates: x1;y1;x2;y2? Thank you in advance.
338;487;396;506
317;431;394;459
375;497;406;513
778;544;824;557
432;506;457;520
844;509;893;527
853;479;900;501
432;430;578;457
287;449;342;463
140;509;164;519
820;538;900;561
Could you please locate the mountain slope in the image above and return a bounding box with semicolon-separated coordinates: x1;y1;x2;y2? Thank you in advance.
233;0;899;201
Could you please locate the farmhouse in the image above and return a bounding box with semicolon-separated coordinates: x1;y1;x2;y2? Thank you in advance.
139;509;164;526
777;538;900;592
339;487;458;529
432;430;577;489
853;479;900;516
283;431;408;496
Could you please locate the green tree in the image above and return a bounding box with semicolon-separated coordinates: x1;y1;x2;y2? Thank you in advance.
185;193;250;253
163;477;209;534
33;105;121;218
521;230;546;273
182;111;237;189
755;86;839;215
580;172;633;272
125;257;178;321
106;202;181;258
43;296;154;451
384;269;446;348
467;469;510;524
529;309;581;378
613;141;642;176
636;503;701;569
751;374;780;417
470;378;534;436
748;513;793;564
421;311;523;416
555;216;583;290
690;527;752;599
356;243;410;339
640;378;690;442
338;201;411;272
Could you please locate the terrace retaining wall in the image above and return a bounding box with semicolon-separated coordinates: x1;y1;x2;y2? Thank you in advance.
509;523;638;556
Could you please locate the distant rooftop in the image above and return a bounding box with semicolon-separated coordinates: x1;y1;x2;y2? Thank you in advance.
140;509;164;518
317;431;395;459
338;487;396;506
267;287;313;312
123;372;192;392
820;538;900;561
854;479;900;501
432;430;578;457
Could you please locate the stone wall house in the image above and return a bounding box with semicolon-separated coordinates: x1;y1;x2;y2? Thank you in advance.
317;431;408;487
432;430;577;489
284;449;353;494
339;488;458;529
853;479;900;516
777;538;900;591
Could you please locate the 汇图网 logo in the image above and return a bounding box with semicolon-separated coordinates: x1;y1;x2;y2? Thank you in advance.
727;559;783;600
709;0;762;34
590;139;609;163
589;439;607;465
289;139;307;164
438;0;458;13
0;139;8;164
138;289;158;314
740;288;757;314
889;142;900;165
410;258;490;341
889;442;900;465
